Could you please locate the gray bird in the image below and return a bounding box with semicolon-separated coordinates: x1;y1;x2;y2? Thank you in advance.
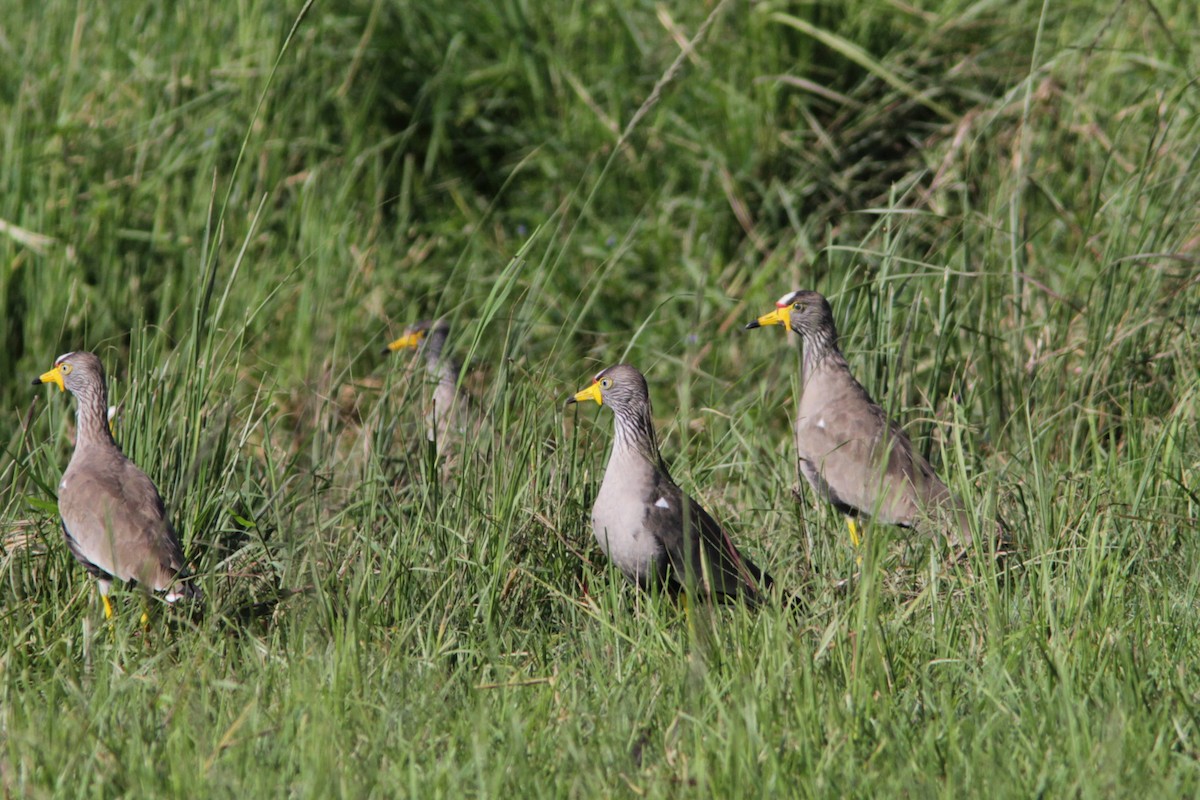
746;290;976;551
34;351;200;617
566;364;772;603
383;319;473;452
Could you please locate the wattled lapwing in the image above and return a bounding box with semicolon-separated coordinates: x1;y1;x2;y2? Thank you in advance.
34;351;200;617
567;364;771;602
746;291;983;553
383;319;473;453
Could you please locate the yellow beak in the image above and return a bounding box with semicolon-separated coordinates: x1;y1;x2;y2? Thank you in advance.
744;306;791;331
568;382;604;406
35;365;66;392
384;330;424;353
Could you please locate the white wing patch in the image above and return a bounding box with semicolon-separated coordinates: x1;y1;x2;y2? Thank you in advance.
655;497;670;509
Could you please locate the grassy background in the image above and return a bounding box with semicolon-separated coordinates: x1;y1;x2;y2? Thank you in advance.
2;0;1199;795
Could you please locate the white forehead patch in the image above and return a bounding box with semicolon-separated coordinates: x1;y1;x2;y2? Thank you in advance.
775;293;795;308
54;351;75;365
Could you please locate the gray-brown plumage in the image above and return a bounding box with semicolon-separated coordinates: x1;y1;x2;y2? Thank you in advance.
34;352;200;617
383;319;473;451
746;291;976;550
566;364;772;603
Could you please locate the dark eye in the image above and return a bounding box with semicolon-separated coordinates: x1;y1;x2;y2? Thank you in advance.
599;377;613;389
792;302;803;310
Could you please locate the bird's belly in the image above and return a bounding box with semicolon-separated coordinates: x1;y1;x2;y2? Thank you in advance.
591;487;664;584
798;448;913;525
794;416;872;512
59;502;122;579
798;458;835;501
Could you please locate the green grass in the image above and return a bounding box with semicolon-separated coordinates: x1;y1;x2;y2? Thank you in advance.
2;0;1199;795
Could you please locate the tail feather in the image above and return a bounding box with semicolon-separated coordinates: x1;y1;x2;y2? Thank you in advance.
164;570;203;602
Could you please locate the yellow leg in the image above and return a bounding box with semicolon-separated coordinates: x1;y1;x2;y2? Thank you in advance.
101;594;114;619
846;517;862;548
846;517;864;567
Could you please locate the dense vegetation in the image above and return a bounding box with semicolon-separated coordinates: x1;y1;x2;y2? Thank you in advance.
2;0;1198;795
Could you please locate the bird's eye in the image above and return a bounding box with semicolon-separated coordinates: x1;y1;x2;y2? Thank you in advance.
599;377;613;389
60;364;72;375
793;302;804;310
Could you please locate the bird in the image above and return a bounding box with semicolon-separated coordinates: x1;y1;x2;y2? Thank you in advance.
566;364;772;603
745;290;978;552
382;319;473;452
34;351;201;618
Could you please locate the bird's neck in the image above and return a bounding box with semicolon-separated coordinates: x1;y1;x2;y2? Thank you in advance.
430;355;460;389
71;380;117;449
423;330;458;384
611;407;660;466
423;328;448;364
801;327;843;382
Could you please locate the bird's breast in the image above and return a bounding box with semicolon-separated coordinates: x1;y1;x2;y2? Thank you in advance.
590;459;665;581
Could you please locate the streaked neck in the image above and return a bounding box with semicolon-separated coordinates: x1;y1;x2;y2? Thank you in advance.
71;381;117;450
611;405;659;465
801;327;843;382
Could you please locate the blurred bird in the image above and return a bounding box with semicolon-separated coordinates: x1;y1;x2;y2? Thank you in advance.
383;319;475;453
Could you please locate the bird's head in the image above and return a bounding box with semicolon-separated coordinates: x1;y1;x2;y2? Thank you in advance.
382;319;450;356
565;364;649;414
33;351;104;394
744;290;834;338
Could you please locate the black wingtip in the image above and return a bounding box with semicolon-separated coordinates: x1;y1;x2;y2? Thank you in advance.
175;577;204;601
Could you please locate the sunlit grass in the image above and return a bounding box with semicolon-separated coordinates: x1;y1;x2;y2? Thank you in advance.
2;0;1199;795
